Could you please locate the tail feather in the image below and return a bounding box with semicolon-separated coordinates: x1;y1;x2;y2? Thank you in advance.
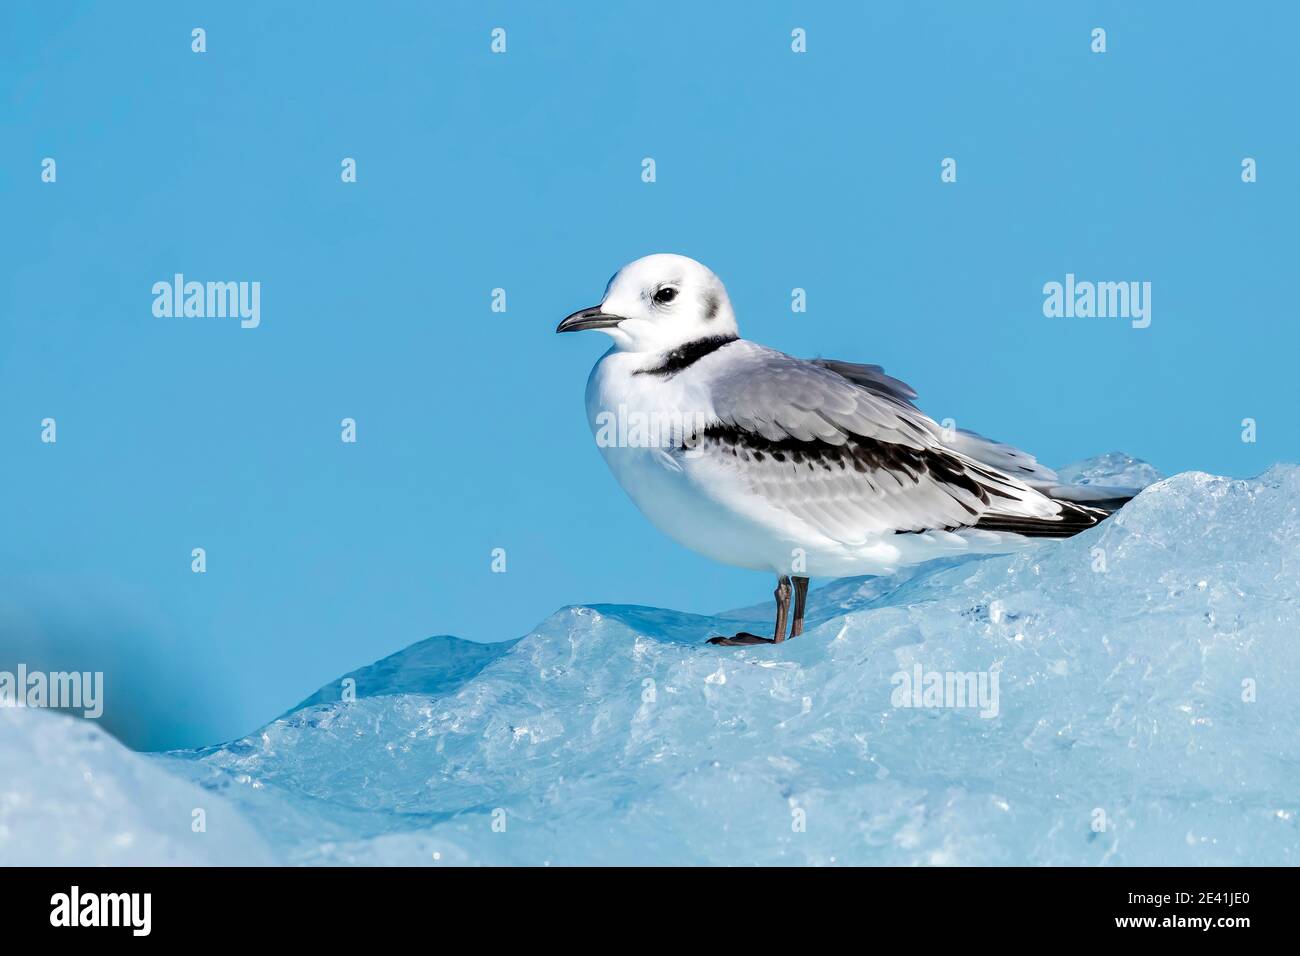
973;491;1136;539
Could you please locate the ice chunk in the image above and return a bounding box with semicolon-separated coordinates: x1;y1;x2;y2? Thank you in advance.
1055;451;1162;489
0;707;272;865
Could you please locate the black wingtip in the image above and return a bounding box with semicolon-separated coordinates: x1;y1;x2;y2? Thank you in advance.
972;495;1135;538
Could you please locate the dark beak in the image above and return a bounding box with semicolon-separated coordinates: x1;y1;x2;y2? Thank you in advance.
556;306;624;334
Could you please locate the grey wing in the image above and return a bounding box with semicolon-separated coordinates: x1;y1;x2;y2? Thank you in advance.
812;357;1058;486
809;358;919;406
697;343;1072;539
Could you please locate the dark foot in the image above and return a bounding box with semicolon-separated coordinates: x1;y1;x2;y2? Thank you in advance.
707;632;776;646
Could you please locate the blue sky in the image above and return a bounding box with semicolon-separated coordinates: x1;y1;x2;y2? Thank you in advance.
2;1;1295;749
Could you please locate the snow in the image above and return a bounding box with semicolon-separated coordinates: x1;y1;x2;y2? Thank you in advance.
5;454;1298;865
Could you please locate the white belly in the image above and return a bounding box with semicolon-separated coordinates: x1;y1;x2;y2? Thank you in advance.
597;442;805;572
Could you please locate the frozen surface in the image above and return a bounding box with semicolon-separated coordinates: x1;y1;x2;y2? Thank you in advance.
10;454;1300;865
0;706;272;865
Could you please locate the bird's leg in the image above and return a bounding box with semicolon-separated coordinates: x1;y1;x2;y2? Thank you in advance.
772;575;792;643
789;576;809;639
707;575;793;646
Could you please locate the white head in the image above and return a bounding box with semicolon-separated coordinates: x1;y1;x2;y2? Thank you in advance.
557;254;738;353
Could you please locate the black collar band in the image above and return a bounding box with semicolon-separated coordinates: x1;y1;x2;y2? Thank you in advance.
635;335;738;377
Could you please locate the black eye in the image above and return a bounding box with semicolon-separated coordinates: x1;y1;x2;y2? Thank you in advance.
654;287;678;305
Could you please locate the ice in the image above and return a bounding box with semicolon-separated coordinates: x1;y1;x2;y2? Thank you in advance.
0;706;272;865
1054;451;1163;489
12;454;1300;865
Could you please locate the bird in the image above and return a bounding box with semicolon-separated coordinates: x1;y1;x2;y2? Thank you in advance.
557;254;1136;646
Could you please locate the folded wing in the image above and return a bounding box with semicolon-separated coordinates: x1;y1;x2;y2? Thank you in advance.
693;342;1112;541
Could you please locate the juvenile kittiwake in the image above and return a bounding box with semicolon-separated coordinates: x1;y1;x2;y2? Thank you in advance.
558;254;1135;646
